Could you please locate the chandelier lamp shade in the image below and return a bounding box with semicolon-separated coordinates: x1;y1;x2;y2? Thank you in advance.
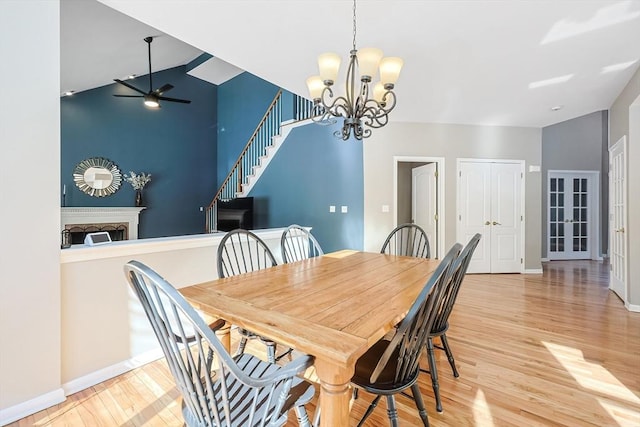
306;0;403;140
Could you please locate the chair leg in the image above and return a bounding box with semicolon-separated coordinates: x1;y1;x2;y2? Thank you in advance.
426;338;443;413
385;395;400;427
236;335;248;357
410;383;430;427
441;333;459;378
357;395;381;427
293;404;312;427
265;341;276;364
275;347;294;362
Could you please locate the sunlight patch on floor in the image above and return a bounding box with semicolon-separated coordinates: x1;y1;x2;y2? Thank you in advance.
542;341;640;425
472;389;495;427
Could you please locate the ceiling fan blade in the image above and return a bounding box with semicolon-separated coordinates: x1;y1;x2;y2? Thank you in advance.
114;79;147;95
113;94;144;98
158;96;192;104
155;84;174;94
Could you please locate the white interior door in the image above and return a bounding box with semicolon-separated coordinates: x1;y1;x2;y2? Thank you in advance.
458;161;522;273
491;163;522;273
548;172;595;260
609;137;627;302
459;162;491;272
412;163;438;256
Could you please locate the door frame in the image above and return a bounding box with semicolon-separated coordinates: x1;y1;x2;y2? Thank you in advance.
546;170;600;261
393;156;445;258
456;158;526;273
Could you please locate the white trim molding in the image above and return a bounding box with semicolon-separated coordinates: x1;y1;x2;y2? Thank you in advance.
62;348;164;396
0;388;65;426
626;303;640;313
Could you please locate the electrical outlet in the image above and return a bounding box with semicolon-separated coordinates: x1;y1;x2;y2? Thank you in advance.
199;206;204;212
382;205;390;213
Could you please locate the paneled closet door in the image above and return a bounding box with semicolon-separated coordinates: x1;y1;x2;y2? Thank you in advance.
548;172;593;260
459;161;523;273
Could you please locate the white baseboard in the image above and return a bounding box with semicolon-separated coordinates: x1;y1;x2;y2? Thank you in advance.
0;388;65;426
626;303;640;313
62;348;164;396
540;258;549;262
524;268;543;274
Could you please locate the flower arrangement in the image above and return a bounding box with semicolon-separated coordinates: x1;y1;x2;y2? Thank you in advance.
125;171;151;190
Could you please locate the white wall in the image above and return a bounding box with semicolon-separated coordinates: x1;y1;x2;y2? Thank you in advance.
610;66;640;307
0;1;63;423
364;121;542;270
59;230;284;395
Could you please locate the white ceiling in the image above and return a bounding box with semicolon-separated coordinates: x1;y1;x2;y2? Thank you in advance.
63;0;640;128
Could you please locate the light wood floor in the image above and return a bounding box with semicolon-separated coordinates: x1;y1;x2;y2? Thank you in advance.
10;260;640;426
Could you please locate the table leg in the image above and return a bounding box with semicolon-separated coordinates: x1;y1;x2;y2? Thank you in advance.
314;359;354;427
214;321;232;353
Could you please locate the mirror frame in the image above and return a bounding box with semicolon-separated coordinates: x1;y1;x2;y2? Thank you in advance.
73;157;123;197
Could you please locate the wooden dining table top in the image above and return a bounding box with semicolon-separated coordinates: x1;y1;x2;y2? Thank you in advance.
180;249;440;368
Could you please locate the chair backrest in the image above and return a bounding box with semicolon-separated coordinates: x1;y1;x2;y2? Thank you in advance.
380;223;431;258
430;233;482;335
280;224;324;263
124;260;313;427
369;243;462;384
217;229;277;278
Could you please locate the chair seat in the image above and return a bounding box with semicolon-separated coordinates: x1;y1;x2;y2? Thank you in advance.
352;339;418;394
182;353;315;427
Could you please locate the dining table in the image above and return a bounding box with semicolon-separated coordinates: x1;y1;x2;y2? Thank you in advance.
180;249;440;427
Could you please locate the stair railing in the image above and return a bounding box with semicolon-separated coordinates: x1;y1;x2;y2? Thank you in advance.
206;91;314;232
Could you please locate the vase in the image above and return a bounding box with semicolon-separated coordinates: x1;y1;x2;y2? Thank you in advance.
135;190;143;207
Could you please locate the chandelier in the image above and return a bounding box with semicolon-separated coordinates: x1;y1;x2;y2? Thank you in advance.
306;0;403;140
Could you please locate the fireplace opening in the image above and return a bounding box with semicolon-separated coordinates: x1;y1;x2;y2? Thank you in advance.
65;223;128;245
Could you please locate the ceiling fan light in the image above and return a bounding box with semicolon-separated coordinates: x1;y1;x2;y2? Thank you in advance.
144;95;160;108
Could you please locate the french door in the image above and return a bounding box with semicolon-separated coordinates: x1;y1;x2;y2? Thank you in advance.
548;171;597;260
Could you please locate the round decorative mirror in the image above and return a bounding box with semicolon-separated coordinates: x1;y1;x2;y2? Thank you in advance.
73;157;122;197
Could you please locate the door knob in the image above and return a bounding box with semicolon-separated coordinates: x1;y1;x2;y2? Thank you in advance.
492;221;501;226
485;221;491;225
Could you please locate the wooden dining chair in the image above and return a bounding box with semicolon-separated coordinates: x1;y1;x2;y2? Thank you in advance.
281;224;324;263
124;260;315;427
217;229;283;363
422;233;482;412
351;243;462;427
380;223;431;258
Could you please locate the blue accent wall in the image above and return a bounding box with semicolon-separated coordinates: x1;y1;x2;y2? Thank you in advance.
61;66;217;238
216;73;279;186
248;123;364;252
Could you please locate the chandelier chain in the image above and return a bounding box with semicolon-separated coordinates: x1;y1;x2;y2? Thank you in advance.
352;0;357;51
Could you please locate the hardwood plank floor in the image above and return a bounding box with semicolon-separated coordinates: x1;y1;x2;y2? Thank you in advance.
9;260;639;426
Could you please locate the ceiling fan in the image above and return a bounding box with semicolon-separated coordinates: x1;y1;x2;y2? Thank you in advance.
113;36;191;108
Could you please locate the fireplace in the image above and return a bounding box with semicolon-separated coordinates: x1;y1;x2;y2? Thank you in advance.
61;207;146;244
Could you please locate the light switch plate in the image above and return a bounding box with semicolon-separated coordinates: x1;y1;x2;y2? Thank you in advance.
329;205;336;213
341;206;348;213
382;205;390;213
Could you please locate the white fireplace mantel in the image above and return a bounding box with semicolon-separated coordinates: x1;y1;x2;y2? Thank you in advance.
61;207;146;240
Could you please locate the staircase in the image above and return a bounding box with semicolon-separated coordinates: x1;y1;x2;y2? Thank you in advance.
205;91;314;232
